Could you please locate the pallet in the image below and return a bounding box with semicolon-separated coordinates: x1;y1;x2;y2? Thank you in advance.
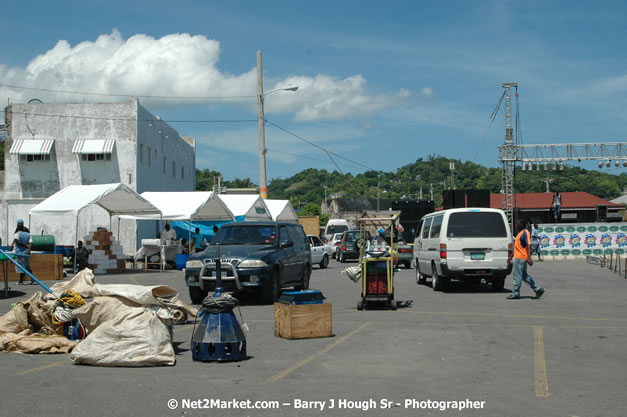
274;302;332;340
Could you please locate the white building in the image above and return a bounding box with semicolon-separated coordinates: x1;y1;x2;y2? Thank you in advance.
0;99;196;253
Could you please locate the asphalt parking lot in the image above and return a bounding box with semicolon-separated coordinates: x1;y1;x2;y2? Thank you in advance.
1;258;626;417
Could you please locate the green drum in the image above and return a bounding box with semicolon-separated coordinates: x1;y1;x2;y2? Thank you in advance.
31;235;56;251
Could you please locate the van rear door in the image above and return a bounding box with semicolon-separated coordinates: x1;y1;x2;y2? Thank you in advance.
443;211;511;268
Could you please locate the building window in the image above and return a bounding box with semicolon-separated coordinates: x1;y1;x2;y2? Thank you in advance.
147;146;152;166
81;153;111;161
139;144;144;163
181;166;184;180
163;156;167;174
20;154;51;161
172;161;176;179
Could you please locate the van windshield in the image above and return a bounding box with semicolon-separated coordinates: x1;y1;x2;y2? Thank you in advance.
447;212;508;238
327;225;348;235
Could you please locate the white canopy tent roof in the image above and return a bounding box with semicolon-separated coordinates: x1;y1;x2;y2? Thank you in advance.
119;191;235;221
264;199;299;222
30;183;160;217
218;194;272;220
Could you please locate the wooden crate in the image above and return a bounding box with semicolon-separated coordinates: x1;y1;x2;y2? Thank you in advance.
274;302;332;340
0;254;63;281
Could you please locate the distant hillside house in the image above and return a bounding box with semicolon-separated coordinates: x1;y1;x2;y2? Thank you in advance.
1;99;196;253
490;192;622;223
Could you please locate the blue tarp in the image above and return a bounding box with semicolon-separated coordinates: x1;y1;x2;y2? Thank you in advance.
172;216;245;243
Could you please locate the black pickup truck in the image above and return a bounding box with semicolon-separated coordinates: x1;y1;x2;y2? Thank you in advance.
184;221;312;304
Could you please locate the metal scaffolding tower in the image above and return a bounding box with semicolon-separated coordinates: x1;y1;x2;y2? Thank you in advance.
499;83;518;228
497;83;627;230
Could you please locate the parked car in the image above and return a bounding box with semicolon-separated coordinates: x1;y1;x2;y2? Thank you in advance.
337;229;371;263
307;235;334;268
329;232;343;258
413;208;513;291
394;239;414;269
184;221;312;304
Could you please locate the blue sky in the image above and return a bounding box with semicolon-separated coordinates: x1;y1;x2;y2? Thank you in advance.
1;1;626;183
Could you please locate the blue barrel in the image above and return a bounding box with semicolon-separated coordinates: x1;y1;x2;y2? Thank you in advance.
176;254;189;270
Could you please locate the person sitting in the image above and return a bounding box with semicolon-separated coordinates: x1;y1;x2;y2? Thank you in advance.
178;238;190;255
69;240;90;272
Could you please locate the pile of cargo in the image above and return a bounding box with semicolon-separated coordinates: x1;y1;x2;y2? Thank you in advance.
84;228;126;275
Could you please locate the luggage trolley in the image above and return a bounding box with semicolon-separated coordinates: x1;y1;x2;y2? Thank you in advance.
356;216;398;311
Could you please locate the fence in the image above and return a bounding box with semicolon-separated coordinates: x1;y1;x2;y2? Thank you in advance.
586;251;627;279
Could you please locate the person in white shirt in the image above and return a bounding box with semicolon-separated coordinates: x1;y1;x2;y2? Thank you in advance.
161;224;177;245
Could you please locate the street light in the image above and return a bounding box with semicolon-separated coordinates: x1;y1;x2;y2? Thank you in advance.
257;50;299;199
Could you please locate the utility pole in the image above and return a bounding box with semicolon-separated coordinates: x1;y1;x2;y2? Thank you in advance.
257;51;268;199
449;161;456;190
430;183;434;201
377;182;380;211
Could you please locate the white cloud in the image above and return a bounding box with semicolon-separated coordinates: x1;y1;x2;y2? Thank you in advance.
0;30;411;122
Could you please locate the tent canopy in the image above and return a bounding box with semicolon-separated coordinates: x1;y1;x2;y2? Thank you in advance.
29;183;161;216
218;195;272;220
119;191;235;221
264;199;298;222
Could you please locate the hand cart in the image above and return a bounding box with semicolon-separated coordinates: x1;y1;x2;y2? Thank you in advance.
356;215;399;310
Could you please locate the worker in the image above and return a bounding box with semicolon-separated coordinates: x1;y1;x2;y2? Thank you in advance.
191;227;204;253
10;220;34;285
506;220;545;300
161;223;177;245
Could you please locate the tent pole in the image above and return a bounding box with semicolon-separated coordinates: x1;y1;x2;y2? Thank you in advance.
117;217;121;242
74;214;79;273
188;221;192;254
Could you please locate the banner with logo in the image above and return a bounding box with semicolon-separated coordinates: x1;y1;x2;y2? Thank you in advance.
536;223;627;257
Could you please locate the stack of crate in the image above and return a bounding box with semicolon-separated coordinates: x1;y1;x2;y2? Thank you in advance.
84;228;126;275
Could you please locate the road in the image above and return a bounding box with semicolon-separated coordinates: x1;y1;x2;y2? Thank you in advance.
0;258;625;417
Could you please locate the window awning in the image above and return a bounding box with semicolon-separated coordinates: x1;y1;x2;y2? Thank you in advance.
10;139;55;155
72;139;116;154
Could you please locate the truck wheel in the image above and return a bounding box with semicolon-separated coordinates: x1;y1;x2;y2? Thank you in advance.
189;286;208;305
492;276;505;292
295;265;311;291
432;264;446;291
262;269;281;304
320;254;329;269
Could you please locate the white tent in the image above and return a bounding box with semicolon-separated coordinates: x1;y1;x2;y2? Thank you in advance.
29;183;161;269
218;194;272;220
120;191;235;221
264;199;299;222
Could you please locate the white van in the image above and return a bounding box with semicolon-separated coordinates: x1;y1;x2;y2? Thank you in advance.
324;219;349;243
413;208;513;291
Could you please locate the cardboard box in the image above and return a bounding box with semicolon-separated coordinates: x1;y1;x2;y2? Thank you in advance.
274;302;332;339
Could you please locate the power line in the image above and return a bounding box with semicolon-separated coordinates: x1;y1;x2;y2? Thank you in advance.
266;147;366;170
266;120;376;171
0;84;255;100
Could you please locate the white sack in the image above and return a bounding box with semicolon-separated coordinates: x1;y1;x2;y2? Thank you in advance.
70;296;175;367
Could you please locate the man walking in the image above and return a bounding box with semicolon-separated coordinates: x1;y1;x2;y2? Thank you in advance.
507;220;545;300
